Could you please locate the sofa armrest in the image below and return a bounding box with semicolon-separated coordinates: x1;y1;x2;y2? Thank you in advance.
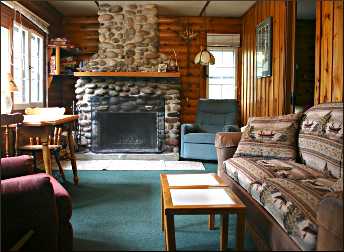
223;124;240;132
1;174;59;251
215;132;242;177
0;155;34;179
316;193;343;251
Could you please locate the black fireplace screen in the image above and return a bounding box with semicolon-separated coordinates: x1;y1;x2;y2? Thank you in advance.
90;96;164;153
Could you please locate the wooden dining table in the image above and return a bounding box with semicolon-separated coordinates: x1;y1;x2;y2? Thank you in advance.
19;114;79;185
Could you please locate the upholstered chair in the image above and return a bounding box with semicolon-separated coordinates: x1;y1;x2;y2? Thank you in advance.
1;155;73;251
180;99;240;160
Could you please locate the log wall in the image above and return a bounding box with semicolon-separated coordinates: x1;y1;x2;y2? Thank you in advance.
314;0;343;104
62;16;242;123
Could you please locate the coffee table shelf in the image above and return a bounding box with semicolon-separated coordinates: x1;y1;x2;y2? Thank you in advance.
160;173;246;251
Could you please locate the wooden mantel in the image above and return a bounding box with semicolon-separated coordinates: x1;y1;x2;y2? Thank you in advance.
73;72;181;78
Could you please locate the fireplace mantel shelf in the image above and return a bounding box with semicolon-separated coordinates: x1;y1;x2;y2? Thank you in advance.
73;71;180;78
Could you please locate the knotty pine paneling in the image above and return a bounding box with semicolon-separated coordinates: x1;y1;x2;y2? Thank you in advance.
314;0;343;104
63;16;99;55
240;0;288;124
62;16;242;123
159;16;241;122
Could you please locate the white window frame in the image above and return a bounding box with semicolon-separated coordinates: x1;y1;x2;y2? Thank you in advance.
12;21;44;110
206;47;238;100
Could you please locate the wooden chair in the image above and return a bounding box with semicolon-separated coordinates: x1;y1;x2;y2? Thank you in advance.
18;107;67;181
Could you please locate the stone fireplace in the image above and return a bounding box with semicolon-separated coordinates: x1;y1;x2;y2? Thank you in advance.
75;77;181;154
74;3;181;156
84;3;169;72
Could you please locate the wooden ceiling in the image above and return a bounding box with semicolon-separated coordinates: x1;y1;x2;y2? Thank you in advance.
48;1;256;17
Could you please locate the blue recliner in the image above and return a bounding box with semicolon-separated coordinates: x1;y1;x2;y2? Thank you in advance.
180;99;240;161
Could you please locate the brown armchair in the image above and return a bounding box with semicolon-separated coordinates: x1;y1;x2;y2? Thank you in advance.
1;155;73;251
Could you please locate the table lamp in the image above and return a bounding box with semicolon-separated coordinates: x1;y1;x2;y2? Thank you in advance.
1;73;18;114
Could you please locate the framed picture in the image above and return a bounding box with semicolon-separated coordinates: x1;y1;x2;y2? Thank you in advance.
256;16;272;78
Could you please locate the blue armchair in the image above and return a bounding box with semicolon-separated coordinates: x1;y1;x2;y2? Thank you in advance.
180;99;240;160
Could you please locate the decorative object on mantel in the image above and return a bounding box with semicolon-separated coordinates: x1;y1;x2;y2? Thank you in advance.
167;49;179;72
194;2;215;66
158;63;167;72
256;16;273;78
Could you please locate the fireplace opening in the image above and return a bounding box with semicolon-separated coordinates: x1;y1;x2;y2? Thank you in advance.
90;96;164;153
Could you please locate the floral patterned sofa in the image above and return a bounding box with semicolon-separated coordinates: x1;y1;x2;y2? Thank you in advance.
215;103;343;251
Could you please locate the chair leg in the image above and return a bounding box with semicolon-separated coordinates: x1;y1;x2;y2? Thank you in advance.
53;150;66;182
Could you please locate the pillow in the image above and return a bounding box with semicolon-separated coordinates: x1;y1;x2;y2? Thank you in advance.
233;113;302;160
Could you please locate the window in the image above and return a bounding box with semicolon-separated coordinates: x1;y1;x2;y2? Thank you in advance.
12;23;44;108
1;27;10;92
207;47;237;99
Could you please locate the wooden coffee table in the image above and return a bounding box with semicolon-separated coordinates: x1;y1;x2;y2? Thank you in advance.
160;173;246;251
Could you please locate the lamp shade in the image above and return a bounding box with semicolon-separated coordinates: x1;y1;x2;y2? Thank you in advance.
194;48;215;65
7;73;18;92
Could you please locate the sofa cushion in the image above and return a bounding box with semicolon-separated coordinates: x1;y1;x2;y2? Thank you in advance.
183;133;215;144
233;113;302;160
224;157;326;193
250;177;337;251
299;102;343;178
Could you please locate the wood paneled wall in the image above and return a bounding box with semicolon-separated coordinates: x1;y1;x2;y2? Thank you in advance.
240;0;288;124
159;17;241;122
314;0;343;104
62;16;241;123
63;16;99;55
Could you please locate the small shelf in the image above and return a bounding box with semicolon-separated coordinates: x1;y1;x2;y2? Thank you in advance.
73;71;181;78
49;74;76;77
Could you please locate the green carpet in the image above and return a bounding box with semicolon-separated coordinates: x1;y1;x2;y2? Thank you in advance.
61;163;255;251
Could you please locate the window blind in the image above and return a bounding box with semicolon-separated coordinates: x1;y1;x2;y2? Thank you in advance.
207;34;240;48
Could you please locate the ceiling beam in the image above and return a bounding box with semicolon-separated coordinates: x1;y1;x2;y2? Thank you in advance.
199;1;210;16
